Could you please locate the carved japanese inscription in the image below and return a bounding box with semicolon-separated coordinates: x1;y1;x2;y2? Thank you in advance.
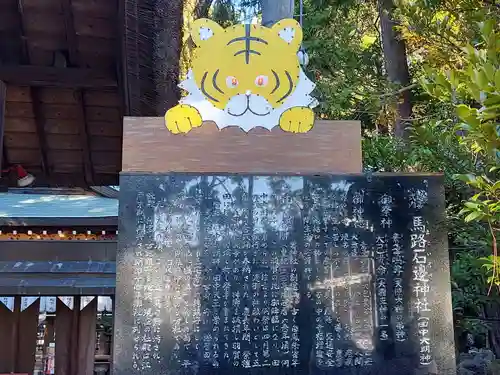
114;174;455;375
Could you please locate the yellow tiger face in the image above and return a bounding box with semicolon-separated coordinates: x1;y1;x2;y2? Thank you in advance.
189;18;303;112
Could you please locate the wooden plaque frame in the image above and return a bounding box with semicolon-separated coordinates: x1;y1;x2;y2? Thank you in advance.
122;119;362;174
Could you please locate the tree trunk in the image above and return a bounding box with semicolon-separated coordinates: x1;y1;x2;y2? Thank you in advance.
378;0;412;138
124;0;184;116
193;0;212;18
485;302;500;357
154;0;184;115
261;0;294;26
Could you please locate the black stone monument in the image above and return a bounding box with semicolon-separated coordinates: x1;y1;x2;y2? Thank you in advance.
114;173;456;375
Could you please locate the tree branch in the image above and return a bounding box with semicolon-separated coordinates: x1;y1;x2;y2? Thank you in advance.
379;83;418;97
480;0;500;9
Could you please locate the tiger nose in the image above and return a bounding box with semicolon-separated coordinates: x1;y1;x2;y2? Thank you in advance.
245;90;252;96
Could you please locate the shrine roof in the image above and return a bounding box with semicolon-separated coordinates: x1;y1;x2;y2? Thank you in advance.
0;189;118;226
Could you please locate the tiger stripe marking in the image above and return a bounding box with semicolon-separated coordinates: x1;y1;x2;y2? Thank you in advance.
201;72;219;103
277;71;293;103
228;24;267;64
212;70;224;94
271;70;280;95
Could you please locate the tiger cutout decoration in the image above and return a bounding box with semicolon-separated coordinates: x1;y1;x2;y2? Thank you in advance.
164;18;318;134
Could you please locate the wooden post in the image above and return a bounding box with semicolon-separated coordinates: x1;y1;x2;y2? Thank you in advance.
70;297;81;375
55;299;74;375
11;297;21;373
0;296;38;374
56;298;98;375
76;298;98;375
16;298;40;375
0;299;16;372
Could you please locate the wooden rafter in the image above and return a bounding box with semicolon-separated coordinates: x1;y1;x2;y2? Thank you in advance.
61;0;95;186
13;1;50;178
0;66;117;88
74;91;94;185
61;0;79;66
30;87;50;176
16;0;30;63
0;80;6;171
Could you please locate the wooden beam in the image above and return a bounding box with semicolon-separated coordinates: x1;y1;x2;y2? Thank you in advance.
16;0;30;64
60;0;95;186
74;91;95;185
30;88;50;176
76;298;97;375
16;299;40;375
0;241;117;261
55;299;73;375
12;0;50;185
0;80;5;170
69;297;81;375
0;80;7;191
0;301;16;373
11;297;20;373
0;66;117;88
61;0;79;66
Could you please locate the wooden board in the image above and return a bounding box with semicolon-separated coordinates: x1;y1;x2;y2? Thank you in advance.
16;299;40;375
0;297;38;374
76;298;97;375
0;302;16;373
122;119;362;174
55;299;73;375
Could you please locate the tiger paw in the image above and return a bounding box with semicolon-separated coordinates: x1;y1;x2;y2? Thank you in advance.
279;107;315;133
165;104;203;134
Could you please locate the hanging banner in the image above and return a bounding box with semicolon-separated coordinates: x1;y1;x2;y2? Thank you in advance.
98;296;113;312
39;297;57;313
58;296;74;310
81;296;95;310
21;296;39;311
165;18;318;134
44;297;57;313
0;297;14;311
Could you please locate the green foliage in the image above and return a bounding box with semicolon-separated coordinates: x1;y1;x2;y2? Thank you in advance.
421;19;500;288
363;123;494;337
362;6;498;345
211;0;239;26
300;0;387;128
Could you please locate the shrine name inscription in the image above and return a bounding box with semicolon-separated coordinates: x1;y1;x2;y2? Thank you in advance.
114;174;456;375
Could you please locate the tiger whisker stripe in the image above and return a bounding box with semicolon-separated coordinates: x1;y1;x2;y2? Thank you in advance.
201;72;219;102
212;70;224;95
271;70;280;95
227;36;268;45
276;71;294;103
234;50;261;58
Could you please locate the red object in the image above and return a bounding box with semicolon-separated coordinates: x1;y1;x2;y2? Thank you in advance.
1;164;36;187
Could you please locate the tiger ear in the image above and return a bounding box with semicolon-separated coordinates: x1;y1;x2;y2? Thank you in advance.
271;18;303;51
191;18;224;46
